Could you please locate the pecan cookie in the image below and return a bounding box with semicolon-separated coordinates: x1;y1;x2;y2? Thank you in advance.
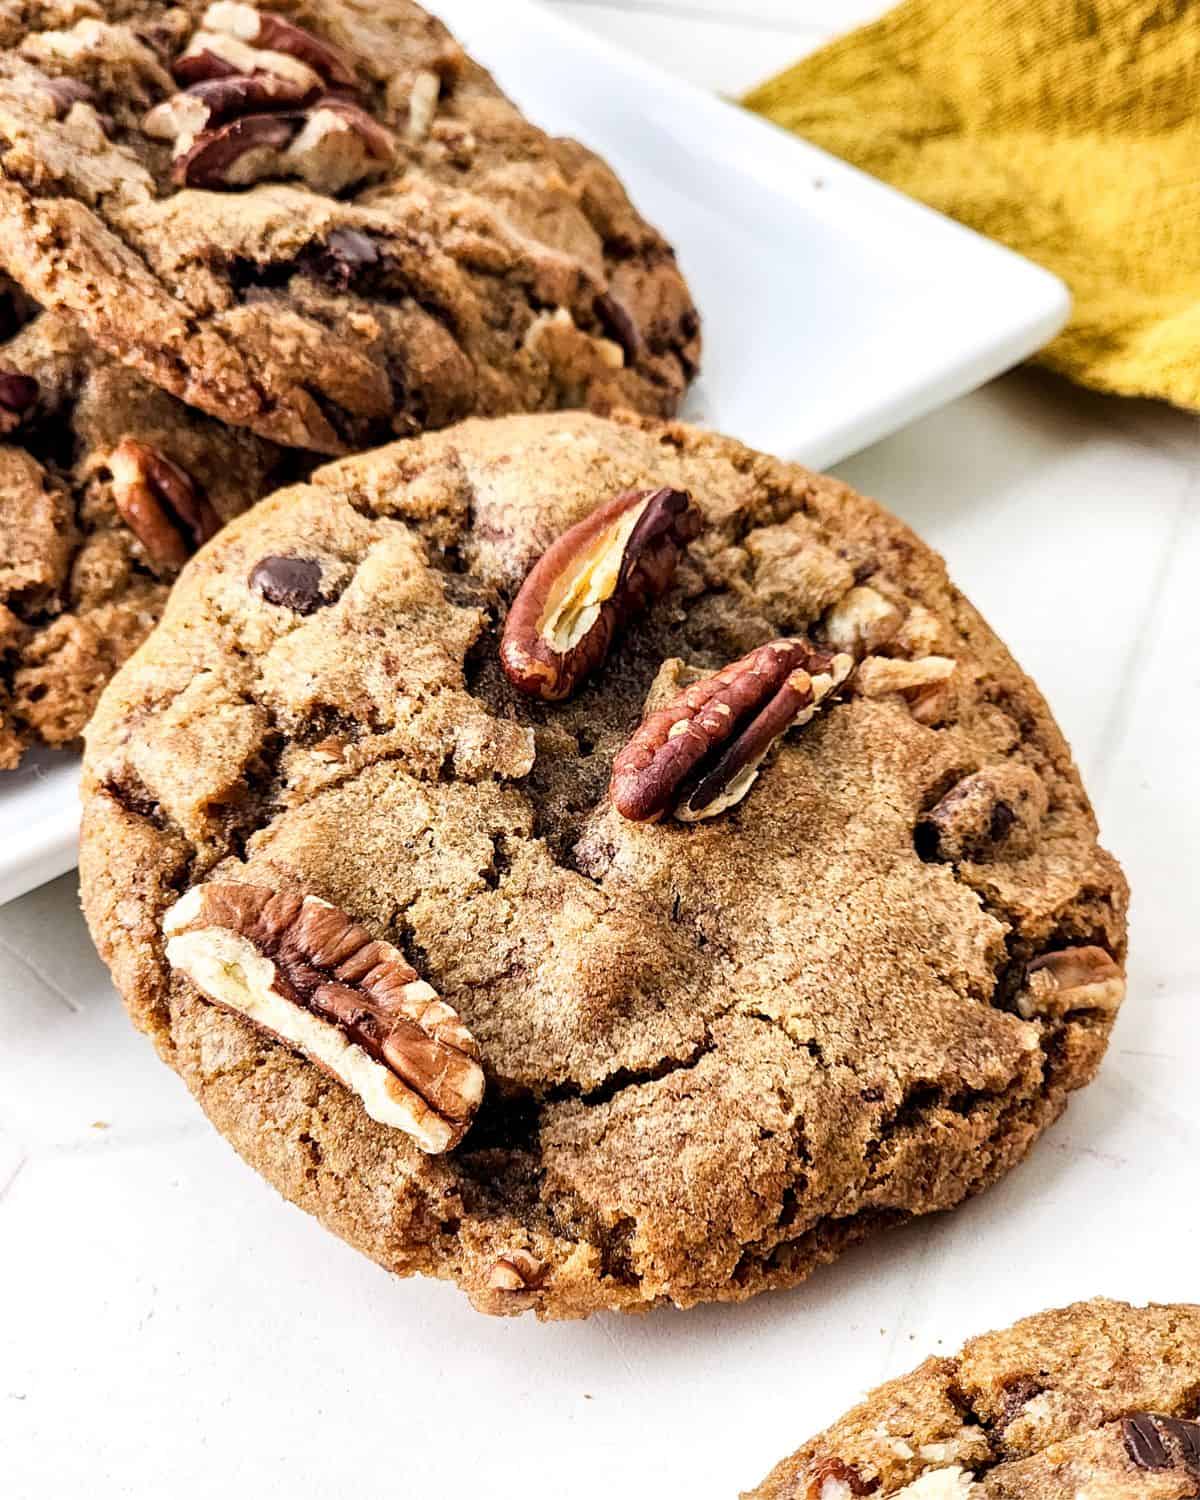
0;277;287;769
0;0;699;455
79;411;1127;1319
746;1298;1200;1498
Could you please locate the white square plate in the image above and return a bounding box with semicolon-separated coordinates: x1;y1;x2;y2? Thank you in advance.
0;0;1068;907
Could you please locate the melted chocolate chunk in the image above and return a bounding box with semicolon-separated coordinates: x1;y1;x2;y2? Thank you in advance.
1124;1413;1200;1474
249;555;326;614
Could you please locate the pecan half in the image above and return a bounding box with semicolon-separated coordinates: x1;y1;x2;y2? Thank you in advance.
108;437;220;572
804;1457;879;1499
500;487;701;701
915;764;1048;863
487;1249;547;1293
611;637;852;823
163;884;485;1153
144;72;315;154
174;32;322;91
203;2;359;90
1123;1412;1200;1474
173;112;299;188
1015;946;1125;1020
0;371;39;434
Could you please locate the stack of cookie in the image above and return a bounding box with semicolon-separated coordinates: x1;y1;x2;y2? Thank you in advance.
5;6;1173;1498
0;0;698;766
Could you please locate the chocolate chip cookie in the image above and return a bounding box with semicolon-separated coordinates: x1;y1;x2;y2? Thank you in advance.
0;1;699;455
0;278;287;769
745;1298;1200;1498
79;411;1127;1319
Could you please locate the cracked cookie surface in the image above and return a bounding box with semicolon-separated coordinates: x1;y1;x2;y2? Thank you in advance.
79;411;1127;1319
745;1298;1200;1498
0;0;699;455
0;277;287;769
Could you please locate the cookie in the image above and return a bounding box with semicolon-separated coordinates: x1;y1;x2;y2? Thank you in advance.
0;278;288;770
745;1298;1200;1498
0;1;700;455
79;411;1127;1319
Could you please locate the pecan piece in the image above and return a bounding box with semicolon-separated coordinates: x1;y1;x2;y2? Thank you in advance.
283;96;394;194
143;72;315;154
174;33;322;91
40;75;98;118
915;763;1048;863
853;654;957;725
173;112;299;188
108;437;220;572
804;1457;879;1498
163;884;485;1153
611;637;852;823
405;69;441;142
822;585;903;656
500;487;701;701
1123;1412;1200;1474
1015;946;1125;1020
203;3;359;89
487;1249;547;1293
0;371;39;434
595;291;641;365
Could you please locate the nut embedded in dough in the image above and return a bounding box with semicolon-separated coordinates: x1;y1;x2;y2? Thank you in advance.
610;637;852;823
108;437;219;573
1016;946;1125;1020
487;1250;547;1293
499;486;700;701
163;883;485;1153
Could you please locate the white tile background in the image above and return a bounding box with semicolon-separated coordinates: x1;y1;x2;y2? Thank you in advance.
3;4;1198;1498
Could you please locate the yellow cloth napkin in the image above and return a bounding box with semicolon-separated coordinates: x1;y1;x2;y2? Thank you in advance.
743;0;1200;410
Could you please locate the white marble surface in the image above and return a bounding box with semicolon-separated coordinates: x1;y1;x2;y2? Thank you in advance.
3;5;1198;1497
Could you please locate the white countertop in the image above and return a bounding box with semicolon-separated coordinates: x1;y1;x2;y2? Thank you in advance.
3;5;1198;1497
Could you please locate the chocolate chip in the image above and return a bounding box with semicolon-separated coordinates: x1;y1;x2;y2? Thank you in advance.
1125;1413;1171;1469
997;1374;1044;1429
309;228;381;290
249;556;327;614
595;291;641;364
1162;1416;1200;1473
1122;1412;1200;1473
989;800;1016;841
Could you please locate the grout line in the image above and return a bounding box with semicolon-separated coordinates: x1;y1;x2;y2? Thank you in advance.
0;936;82;1014
549;0;827;38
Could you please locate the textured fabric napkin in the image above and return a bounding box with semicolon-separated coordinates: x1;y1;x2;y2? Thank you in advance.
743;0;1200;410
